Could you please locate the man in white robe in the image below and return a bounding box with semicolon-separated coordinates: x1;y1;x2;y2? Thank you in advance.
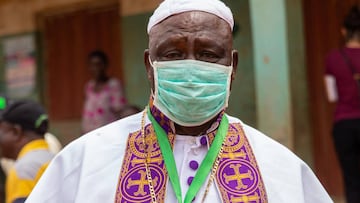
26;0;333;202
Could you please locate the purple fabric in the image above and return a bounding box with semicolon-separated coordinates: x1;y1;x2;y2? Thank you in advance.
115;122;267;202
115;124;174;203
115;98;267;202
210;123;268;202
150;104;174;134
326;48;360;122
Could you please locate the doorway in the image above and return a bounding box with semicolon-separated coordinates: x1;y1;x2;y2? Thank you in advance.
302;0;360;196
39;2;122;144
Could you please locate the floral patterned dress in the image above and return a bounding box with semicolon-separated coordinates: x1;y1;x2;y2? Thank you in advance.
82;78;127;133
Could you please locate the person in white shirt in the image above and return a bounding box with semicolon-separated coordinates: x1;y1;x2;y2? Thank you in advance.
26;0;332;202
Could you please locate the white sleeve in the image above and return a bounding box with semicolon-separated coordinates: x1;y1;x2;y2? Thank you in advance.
324;75;338;102
25;140;83;203
301;164;334;203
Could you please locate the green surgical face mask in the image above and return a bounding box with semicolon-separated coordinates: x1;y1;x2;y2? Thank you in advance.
150;58;233;127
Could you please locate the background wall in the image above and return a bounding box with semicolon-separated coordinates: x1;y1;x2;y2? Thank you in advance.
0;0;106;36
286;0;312;167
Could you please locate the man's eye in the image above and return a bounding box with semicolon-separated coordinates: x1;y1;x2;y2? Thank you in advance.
200;52;219;59
164;51;183;59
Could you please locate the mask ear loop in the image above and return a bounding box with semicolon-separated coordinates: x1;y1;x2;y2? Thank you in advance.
148;56;156;96
225;50;236;108
148;56;155;67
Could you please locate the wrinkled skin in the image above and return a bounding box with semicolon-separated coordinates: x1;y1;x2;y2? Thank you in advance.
144;11;238;136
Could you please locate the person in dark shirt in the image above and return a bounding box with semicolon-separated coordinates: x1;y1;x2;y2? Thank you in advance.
324;5;360;203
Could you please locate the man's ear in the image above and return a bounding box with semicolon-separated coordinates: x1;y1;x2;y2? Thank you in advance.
229;50;238;91
231;50;238;80
144;49;155;91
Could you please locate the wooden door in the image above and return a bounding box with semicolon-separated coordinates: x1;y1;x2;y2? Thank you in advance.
302;0;360;196
43;4;122;121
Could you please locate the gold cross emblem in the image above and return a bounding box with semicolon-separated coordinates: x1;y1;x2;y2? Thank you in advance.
137;134;159;153
221;150;246;159
127;170;158;196
131;157;163;166
223;164;253;190
230;193;260;203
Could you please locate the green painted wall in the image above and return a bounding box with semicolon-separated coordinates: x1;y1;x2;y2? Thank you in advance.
285;0;312;165
224;0;256;126
121;13;151;110
249;0;312;165
121;0;256;126
250;0;294;147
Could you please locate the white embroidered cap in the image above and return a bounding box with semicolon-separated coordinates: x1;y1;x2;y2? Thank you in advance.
147;0;234;33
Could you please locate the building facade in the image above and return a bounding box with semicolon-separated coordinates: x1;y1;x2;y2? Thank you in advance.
0;0;358;197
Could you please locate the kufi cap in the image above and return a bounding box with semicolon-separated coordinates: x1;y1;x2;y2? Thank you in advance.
147;0;234;33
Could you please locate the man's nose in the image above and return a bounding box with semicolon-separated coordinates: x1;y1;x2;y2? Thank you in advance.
186;51;196;60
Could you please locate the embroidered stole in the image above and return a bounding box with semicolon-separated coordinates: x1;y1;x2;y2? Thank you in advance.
115;105;267;203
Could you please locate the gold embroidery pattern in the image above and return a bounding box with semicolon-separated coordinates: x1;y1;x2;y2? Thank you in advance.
214;123;268;203
114;124;173;203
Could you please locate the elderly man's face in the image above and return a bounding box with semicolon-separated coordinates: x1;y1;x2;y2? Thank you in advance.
145;11;238;90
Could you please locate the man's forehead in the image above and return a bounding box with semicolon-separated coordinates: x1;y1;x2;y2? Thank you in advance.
148;11;232;49
151;11;230;33
148;11;233;58
147;0;234;34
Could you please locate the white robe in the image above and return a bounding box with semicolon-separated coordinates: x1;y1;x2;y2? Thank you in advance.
26;113;333;203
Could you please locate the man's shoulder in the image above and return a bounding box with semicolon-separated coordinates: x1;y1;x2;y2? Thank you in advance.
85;111;142;138
227;115;304;164
47;112;143;177
59;112;143;157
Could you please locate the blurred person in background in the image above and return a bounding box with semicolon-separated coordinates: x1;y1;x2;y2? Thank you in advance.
0;97;61;175
324;5;360;203
82;50;127;133
0;100;54;203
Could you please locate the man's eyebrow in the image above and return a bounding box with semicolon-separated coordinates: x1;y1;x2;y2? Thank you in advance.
157;33;186;44
154;34;188;49
194;37;229;54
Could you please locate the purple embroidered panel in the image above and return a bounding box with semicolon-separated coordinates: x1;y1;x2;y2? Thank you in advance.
115;124;174;203
149;103;174;135
209;123;268;203
115;99;267;202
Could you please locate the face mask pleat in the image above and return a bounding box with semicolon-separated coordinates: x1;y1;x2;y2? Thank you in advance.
158;81;226;97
